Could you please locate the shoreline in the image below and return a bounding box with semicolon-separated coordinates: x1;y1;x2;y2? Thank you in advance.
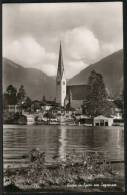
4;149;125;192
3;123;124;128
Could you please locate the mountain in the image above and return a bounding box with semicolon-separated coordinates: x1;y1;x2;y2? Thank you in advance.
68;50;123;97
3;49;123;100
3;58;56;100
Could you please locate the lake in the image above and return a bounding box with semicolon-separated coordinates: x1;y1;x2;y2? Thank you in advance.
3;125;124;170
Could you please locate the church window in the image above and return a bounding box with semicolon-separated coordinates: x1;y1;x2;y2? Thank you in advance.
63;81;65;85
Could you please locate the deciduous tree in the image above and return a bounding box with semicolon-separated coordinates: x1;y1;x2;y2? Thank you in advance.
5;85;17;105
17;85;26;105
84;70;111;120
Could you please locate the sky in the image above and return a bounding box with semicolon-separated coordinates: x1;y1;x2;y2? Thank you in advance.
2;2;123;79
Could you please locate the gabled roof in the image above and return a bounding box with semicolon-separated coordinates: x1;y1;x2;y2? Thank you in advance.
66;84;89;100
94;115;113;119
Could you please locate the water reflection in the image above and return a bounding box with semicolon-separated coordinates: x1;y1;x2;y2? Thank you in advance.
66;127;111;152
58;126;67;161
3;125;124;169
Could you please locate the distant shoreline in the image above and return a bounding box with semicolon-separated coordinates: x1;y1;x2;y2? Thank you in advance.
3;123;124;128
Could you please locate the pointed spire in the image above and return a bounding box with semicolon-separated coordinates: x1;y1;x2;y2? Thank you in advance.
57;41;64;79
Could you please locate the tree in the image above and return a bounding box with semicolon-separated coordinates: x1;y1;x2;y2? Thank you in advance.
43;111;55;124
17;85;26;105
5;85;17;105
22;96;32;111
42;96;46;103
114;90;124;119
84;70;109;119
31;100;42;112
3;93;9;109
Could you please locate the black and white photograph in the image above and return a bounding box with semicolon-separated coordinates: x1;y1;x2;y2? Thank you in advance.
2;2;124;192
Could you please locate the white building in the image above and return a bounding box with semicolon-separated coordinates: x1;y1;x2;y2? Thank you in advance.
23;113;35;125
5;105;21;113
56;42;66;107
94;115;114;127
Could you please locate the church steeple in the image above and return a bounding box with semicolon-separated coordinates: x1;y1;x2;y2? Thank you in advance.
56;42;66;107
57;42;64;80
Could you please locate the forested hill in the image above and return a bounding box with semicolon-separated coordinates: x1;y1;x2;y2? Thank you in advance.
68;49;123;98
3;58;56;100
3;49;123;100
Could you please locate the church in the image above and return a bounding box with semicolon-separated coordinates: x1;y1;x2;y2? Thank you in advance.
56;42;66;107
56;43;88;109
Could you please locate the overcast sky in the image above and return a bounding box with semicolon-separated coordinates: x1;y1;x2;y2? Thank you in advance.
3;2;123;78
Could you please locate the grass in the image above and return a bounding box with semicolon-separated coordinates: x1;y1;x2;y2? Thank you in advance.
4;148;124;192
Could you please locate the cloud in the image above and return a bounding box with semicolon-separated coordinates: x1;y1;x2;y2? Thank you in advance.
41;64;57;76
99;38;123;59
3;3;122;43
2;2;123;78
65;60;88;79
3;35;57;73
62;24;123;66
63;26;100;64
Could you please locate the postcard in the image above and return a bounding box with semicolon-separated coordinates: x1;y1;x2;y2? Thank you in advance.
2;1;125;193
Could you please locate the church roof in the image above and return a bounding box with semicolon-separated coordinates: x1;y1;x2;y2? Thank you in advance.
57;42;64;80
67;84;89;100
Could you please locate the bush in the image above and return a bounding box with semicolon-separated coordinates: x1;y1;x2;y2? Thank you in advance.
3;112;27;124
4;148;120;191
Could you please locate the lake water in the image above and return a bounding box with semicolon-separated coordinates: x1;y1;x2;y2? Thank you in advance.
3;125;124;169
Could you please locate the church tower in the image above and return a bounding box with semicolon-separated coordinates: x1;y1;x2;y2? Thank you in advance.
56;42;66;107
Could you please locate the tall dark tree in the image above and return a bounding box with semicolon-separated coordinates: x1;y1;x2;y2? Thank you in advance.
17;85;26;105
5;85;17;105
3;93;8;109
42;96;46;103
22;96;32;111
114;90;124;118
31;100;42;112
84;70;108;119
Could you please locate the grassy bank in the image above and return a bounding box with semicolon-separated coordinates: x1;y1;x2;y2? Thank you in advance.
4;149;124;192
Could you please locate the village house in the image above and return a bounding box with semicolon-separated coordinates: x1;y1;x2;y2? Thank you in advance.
4;105;21;113
66;84;89;110
94;115;114;127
